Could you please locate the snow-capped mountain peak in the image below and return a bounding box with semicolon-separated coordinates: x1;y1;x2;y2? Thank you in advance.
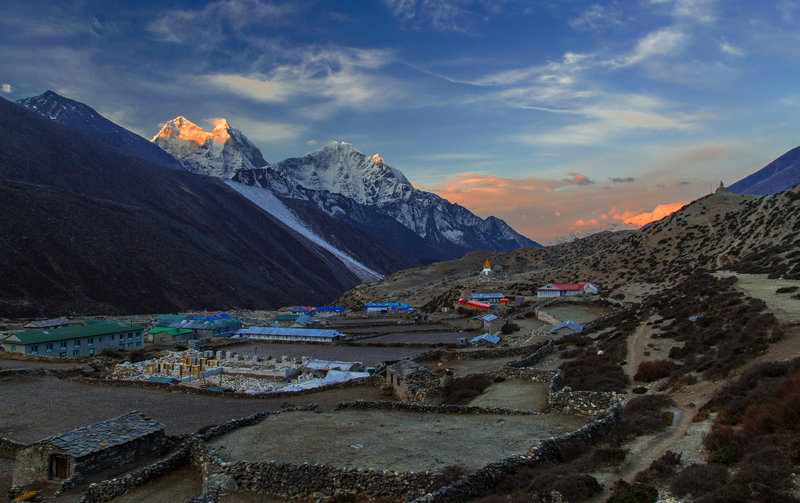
152;116;269;178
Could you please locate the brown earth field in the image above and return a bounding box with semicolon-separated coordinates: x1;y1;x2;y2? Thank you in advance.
468;381;550;411
351;331;479;344
108;464;203;503
539;303;617;324
221;342;425;365
0;375;388;444
215;409;588;472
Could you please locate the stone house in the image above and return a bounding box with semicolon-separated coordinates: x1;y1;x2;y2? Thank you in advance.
385;360;440;403
12;411;166;489
470;314;505;334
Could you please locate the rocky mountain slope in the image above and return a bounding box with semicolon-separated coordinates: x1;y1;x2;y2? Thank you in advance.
337;184;800;310
154;119;540;261
728;145;800;195
0;97;391;317
16;91;185;172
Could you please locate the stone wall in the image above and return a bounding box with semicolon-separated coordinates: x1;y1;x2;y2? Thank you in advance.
504;339;554;368
0;436;24;459
411;404;623;503
548;389;624;416
189;440;448;502
334;400;538;416
412;340;547;364
78;443;192;503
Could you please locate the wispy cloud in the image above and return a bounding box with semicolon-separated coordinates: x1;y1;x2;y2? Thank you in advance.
719;40;744;57
649;0;717;23
201;47;402;119
611;27;687;67
147;0;297;46
569;3;623;31
223;117;306;144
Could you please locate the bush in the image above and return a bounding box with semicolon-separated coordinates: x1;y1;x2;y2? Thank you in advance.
634;450;681;485
560;353;629;392
634;360;675;382
607;480;658;503
670;464;729;498
441;374;492;405
617;394;676;437
776;286;798;294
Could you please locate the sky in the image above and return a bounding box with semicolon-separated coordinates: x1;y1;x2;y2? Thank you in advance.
1;0;799;242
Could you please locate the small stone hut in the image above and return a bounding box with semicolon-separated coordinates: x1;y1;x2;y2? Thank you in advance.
12;411;167;489
385;360;440;403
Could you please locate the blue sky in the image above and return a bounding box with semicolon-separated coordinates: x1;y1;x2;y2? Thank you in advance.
2;0;799;241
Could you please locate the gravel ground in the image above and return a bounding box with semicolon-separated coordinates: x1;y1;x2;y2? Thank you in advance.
354;331;478;344
224;343;425;365
468;381;550;411
216;409;588;472
0;357;80;370
0;375;387;443
108;465;202;503
541;305;615;324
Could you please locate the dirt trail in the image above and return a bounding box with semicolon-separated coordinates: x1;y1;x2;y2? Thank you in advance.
624;318;654;387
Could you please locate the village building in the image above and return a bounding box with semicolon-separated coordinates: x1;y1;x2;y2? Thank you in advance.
292;314;322;328
550;320;584;334
364;302;412;313
146;327;196;345
536;283;598;297
12;411;167;489
23;317;77;329
468;293;507;306
235;326;346;343
471;333;501;346
470;313;506;334
2;320;145;358
385;360;441;403
154;313;242;338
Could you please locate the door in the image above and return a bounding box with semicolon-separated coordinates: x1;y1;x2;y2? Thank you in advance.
49;454;70;480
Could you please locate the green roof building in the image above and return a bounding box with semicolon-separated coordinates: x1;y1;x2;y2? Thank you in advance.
2;320;145;358
146;327;196;345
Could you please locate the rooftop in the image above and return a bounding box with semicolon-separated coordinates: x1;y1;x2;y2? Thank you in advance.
236;327;344;338
38;411;164;458
386;359;434;379
7;320;145;345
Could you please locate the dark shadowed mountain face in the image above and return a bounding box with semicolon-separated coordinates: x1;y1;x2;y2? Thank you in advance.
0;97;370;318
728;146;800;196
16;91;186;172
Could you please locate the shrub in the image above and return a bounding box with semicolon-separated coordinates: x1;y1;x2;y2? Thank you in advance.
634;360;675;382
441;374;492;405
776;286;798;294
634;450;682;485
703;424;747;464
560;353;629;392
670;464;729;498
617;394;676;437
607;480;658;503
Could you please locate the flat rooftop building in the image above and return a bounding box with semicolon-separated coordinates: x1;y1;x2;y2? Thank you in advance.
235;326;346;342
2;320;145;358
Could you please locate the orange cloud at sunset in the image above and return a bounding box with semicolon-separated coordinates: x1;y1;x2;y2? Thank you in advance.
427;172;706;242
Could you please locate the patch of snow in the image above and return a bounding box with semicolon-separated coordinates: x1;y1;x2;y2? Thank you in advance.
225;181;383;283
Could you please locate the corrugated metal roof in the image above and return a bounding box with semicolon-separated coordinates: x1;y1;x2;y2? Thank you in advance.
474;314;499;322
236;327;344;338
7;321;144;345
469;293;505;299
471;333;500;344
550;320;584;333
25;316;74;328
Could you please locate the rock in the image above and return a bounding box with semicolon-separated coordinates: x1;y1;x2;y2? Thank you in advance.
203;473;238;493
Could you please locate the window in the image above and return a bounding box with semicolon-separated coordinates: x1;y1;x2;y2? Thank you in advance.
89;348;94;356
160;337;166;342
98;336;103;343
127;342;133;348
73;349;79;356
135;333;141;340
73;340;80;348
60;342;67;350
59;352;66;358
127;333;133;341
110;334;115;341
46;343;53;352
9;344;16;352
30;345;39;355
135;341;142;347
87;338;94;347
